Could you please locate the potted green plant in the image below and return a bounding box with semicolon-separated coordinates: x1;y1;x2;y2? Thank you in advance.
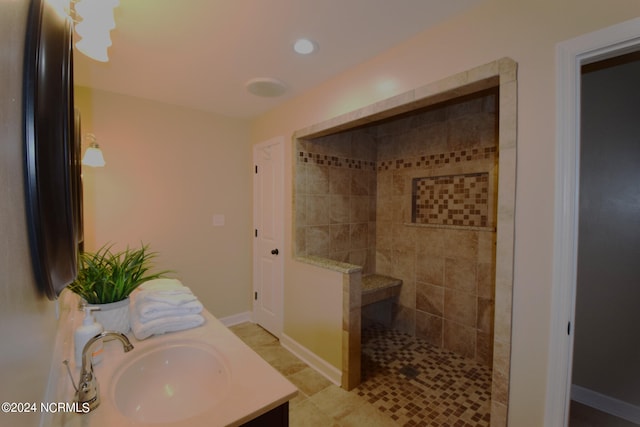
68;243;171;333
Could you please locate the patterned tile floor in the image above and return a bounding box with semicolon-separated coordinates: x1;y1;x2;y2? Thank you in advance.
358;323;492;427
230;322;492;427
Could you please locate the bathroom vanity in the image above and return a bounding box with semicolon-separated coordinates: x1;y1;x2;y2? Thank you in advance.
45;292;297;427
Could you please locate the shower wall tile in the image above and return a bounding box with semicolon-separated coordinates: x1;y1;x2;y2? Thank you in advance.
390;249;415;286
416;255;444;286
295;90;498;367
306;226;330;256
296;129;377;275
351;132;377;161
350;223;369;250
444;320;476;359
416;281;444;316
392;173;405;195
416;310;443;347
330;224;351;253
448;114;496;151
397;281;416;311
416;227;446;257
477;262;495;299
295;226;306;254
444;258;477;293
368;224;376;250
375;221;393;250
444;289;477;327
307;194;331;225
368;195;377;222
307;164;329;194
375;249;393;274
331;251;349;264
348;249;370;273
444;229;480;260
351;172;370;196
476;331;494;366
477;230;496;264
391;195;405;223
492;369;509;406
477;297;494;333
295;163;308;194
350;196;371;223
391;222;416;253
392;303;416;336
295;194;307;225
376;172;393;197
377;91;497;367
492;337;511;378
329;168;350;195
448;96;485;118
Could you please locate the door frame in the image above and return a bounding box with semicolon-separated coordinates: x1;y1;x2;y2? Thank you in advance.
548;17;640;426
252;136;285;337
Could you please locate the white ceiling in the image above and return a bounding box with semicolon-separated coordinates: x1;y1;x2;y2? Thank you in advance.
73;0;482;119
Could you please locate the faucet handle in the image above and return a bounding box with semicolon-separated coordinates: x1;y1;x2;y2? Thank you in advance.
62;360;78;393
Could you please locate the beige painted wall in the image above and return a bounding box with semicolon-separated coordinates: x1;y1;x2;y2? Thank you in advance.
249;1;640;425
75;87;252;318
0;3;59;426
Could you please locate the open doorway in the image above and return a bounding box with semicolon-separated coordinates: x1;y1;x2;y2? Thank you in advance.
570;52;640;427
550;17;640;427
293;57;517;426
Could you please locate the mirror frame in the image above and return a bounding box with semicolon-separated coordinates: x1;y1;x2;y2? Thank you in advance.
23;0;78;299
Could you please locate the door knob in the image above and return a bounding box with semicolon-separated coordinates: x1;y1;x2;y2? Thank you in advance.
271;248;279;255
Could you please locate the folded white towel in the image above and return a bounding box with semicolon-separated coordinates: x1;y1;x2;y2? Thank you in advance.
130;287;202;321
139;278;190;292
136;289;197;306
130;312;205;340
136;300;203;322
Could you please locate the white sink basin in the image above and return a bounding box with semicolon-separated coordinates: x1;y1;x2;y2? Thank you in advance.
110;340;230;424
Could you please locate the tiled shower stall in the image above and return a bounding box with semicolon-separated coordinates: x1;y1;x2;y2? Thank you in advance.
295;89;498;367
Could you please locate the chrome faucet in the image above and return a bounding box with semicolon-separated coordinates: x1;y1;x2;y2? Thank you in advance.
76;331;134;411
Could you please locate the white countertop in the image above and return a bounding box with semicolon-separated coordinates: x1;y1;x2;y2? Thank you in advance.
46;293;297;427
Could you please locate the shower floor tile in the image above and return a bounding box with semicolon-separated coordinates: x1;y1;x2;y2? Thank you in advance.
357;323;492;427
230;322;492;427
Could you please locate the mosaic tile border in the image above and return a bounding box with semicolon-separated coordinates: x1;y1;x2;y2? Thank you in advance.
297;151;376;170
297;145;496;173
378;147;496;172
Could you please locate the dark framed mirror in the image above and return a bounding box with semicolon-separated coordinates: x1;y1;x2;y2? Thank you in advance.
23;0;79;299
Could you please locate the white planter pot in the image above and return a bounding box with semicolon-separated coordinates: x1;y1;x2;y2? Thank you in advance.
90;298;130;334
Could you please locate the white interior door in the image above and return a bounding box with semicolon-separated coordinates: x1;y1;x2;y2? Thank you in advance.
253;137;284;337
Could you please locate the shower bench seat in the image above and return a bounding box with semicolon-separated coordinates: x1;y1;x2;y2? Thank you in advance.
361;274;402;306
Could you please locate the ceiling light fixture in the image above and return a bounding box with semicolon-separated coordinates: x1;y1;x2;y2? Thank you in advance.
245;77;287;98
70;0;119;62
293;38;318;55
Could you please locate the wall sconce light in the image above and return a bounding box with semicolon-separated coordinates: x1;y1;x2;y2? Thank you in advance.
81;133;106;167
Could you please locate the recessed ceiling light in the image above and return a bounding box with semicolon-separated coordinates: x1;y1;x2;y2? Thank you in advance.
293;38;317;55
245;77;287;97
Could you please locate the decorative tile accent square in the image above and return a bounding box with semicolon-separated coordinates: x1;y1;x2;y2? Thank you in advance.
412;173;489;227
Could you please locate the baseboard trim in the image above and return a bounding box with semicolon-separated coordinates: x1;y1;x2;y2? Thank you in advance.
219;311;253;327
280;333;342;386
572;384;640;424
